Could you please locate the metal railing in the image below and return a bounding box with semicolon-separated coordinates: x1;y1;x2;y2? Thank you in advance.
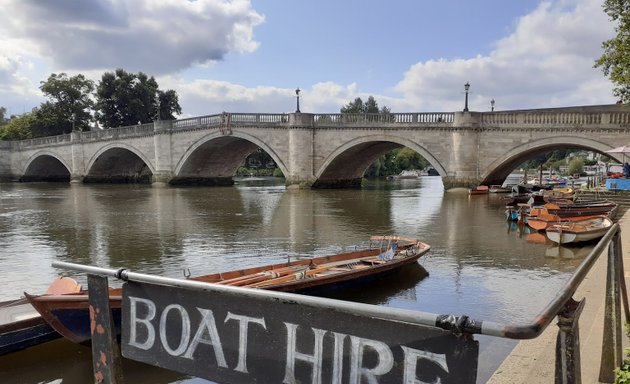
52;222;629;383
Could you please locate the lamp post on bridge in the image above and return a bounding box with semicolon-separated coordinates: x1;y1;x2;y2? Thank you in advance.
295;88;301;113
463;82;470;112
491;99;495;112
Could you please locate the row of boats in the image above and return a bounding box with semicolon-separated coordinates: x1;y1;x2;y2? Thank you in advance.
0;236;431;355
504;187;616;245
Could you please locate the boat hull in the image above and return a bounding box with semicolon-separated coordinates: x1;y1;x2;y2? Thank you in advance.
0;300;60;355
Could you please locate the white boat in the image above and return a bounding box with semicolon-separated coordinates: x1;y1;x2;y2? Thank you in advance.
545;215;613;244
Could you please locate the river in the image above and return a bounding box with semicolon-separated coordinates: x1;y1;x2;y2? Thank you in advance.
0;177;593;383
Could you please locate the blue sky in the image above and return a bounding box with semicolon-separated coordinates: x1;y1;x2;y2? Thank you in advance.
0;0;617;118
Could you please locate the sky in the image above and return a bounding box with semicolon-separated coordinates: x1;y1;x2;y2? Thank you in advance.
0;0;619;119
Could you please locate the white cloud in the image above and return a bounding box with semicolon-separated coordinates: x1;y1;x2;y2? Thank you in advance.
394;0;617;111
0;0;263;74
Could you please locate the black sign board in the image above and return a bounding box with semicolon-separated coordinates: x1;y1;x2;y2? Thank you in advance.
122;281;478;383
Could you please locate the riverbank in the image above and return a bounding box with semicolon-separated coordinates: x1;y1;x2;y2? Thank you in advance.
487;209;630;383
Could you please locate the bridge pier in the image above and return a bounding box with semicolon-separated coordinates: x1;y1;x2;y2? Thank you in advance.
442;176;481;190
285;113;316;189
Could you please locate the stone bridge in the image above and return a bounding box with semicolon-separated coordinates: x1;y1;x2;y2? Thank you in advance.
1;104;629;189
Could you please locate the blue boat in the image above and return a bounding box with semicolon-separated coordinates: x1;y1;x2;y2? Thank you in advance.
0;298;61;355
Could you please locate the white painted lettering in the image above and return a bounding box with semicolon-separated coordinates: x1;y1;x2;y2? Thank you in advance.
159;304;191;356
283;322;326;384
182;308;228;368
331;332;347;384
128;296;156;350
224;312;267;373
349;336;394;384
401;346;448;384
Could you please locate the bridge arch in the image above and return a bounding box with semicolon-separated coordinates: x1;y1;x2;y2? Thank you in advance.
314;134;447;188
21;151;72;182
172;131;288;185
84;143;156;183
481;136;616;186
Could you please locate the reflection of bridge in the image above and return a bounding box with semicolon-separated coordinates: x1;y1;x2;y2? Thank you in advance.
1;105;629;189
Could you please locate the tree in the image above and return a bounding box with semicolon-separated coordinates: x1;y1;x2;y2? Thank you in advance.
595;0;630;103
0;113;34;140
37;73;95;135
568;158;585;176
95;69;181;128
340;95;382;114
0;107;6;124
157;89;182;120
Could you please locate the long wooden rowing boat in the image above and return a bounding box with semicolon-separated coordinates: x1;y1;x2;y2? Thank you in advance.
26;236;430;344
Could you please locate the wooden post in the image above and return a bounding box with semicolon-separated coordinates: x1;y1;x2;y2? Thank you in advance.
88;274;124;383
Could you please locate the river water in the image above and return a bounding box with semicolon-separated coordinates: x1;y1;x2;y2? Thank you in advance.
0;177;593;383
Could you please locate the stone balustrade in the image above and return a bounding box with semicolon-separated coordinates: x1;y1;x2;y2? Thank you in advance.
6;105;630;149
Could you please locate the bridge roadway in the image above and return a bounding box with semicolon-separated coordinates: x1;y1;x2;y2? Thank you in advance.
1;104;629;189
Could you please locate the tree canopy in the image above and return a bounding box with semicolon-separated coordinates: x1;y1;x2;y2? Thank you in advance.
0;113;34;140
33;73;95;136
0;69;182;140
95;69;181;128
595;0;630;103
341;95;390;114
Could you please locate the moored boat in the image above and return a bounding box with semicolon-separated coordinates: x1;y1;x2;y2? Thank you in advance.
0;298;60;356
469;185;489;195
26;236;431;344
543;200;617;218
545;216;613;244
489;185;511;193
0;277;81;355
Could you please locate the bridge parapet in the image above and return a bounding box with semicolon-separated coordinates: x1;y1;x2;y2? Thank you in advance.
17;133;71;148
312;112;454;125
480;109;630;128
80;123;155;142
173;113;289;131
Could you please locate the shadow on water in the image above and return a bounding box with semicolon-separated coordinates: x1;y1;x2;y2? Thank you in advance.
315;262;430;305
0;338;185;384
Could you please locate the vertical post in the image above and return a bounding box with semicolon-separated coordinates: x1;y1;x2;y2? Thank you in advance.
88;274;124;383
599;232;623;383
555;298;585;384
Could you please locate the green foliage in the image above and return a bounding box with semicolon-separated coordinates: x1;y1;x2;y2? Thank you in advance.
615;323;630;383
519;150;574;170
595;0;630;103
158;89;182;120
363;148;429;178
95;69;181;128
0;106;6;124
615;354;630;384
568;158;585;175
39;73;95;134
0;113;34;140
340;95;386;114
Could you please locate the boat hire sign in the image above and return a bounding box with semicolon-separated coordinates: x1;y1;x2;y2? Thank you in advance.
121;281;478;383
